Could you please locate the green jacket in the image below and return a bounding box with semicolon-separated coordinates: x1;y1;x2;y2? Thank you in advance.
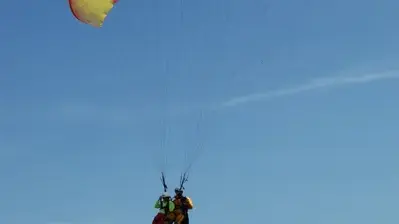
155;200;175;214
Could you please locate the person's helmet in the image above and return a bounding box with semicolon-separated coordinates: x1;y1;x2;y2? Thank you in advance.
174;188;183;194
162;192;170;198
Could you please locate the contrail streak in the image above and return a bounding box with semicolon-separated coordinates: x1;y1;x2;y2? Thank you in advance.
220;70;399;108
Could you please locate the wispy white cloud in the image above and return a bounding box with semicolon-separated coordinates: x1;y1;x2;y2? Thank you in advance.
15;69;397;124
219;69;399;108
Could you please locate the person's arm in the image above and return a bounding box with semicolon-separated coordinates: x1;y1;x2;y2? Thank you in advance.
184;197;193;209
154;200;161;208
169;201;175;211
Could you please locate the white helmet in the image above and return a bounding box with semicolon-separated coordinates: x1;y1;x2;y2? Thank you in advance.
162;192;170;197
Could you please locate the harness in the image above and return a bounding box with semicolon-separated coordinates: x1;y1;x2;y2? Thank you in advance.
159;173;169;216
159;199;170;215
159;198;171;221
174;196;188;215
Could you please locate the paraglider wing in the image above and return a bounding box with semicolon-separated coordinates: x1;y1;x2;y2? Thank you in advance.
68;0;118;27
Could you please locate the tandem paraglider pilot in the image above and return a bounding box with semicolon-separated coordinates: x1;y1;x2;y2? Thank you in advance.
153;192;176;224
172;188;194;224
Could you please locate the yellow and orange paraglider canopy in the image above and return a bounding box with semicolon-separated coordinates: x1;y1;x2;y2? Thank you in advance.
68;0;118;27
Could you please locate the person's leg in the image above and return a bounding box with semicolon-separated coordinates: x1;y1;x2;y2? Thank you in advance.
176;214;184;224
153;213;164;224
185;215;189;224
165;212;176;224
174;210;184;224
181;214;189;224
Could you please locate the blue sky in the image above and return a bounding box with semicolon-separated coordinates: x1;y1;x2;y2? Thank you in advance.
1;0;399;223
